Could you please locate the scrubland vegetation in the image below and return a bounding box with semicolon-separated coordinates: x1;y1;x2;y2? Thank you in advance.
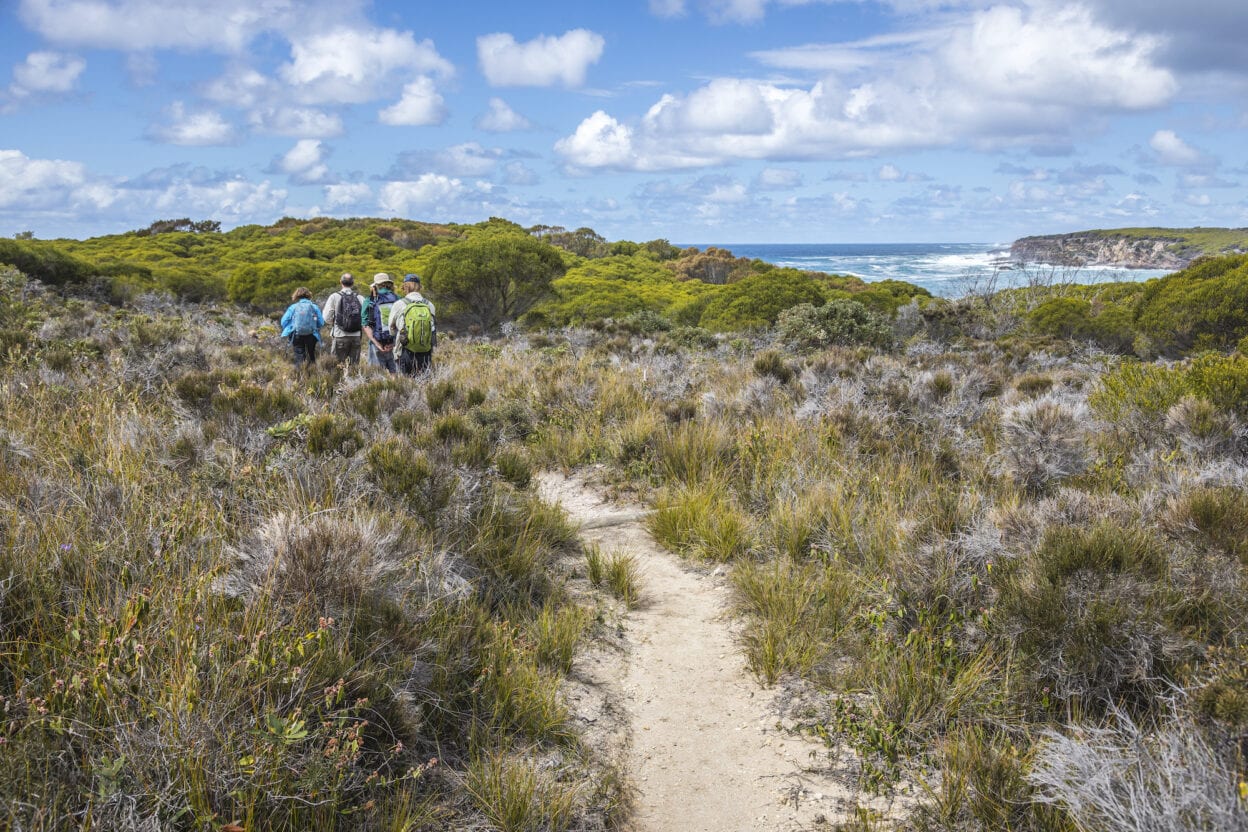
2;218;1247;830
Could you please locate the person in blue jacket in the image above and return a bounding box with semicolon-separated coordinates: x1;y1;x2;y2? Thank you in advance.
280;286;325;368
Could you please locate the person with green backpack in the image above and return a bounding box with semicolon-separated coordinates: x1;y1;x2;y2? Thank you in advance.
362;272;399;374
388;274;436;376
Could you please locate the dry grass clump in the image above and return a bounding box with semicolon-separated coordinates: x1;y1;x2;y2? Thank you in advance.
1028;708;1246;832
998;394;1091;492
217;511;411;608
1165;396;1243;459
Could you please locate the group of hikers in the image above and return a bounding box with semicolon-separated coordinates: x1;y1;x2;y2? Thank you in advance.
279;272;436;376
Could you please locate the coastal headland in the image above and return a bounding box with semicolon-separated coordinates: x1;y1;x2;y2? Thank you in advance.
1011;226;1248;269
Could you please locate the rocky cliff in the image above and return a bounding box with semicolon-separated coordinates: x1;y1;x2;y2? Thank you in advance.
1009;232;1195;269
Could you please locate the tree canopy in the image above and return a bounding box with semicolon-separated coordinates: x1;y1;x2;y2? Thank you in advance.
425;233;568;331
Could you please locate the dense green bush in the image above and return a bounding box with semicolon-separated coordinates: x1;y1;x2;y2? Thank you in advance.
539;254;708;324
1135;254;1248;354
1091;351;1248;425
227;259;335;308
697;268;828;330
0;239;94;285
777;298;893;351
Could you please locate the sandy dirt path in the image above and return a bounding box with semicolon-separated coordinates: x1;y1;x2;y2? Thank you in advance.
539;471;892;832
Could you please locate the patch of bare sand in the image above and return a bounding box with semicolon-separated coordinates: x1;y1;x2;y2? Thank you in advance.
540;470;910;832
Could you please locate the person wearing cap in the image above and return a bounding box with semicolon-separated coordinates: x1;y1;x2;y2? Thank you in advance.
389;274;437;376
362;272;399;374
321;272;363;367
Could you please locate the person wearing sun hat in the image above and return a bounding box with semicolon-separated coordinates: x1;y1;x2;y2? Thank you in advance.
361;272;399;373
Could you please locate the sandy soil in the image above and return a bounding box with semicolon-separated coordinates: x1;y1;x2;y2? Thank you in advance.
539;470;904;832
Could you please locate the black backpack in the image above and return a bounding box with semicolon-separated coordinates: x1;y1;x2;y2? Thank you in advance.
336;290;362;334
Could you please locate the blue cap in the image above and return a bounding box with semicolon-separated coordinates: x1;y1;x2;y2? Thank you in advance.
405;273;421;284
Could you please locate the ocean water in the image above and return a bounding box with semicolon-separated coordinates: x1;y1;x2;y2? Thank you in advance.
697;243;1176;298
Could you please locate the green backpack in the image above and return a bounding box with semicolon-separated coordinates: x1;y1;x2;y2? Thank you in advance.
402;301;434;353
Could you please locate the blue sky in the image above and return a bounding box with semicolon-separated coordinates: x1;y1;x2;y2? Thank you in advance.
1;0;1246;243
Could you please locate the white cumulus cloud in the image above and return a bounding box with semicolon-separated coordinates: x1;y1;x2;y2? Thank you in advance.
150;102;236;146
10;51;85;97
274;139;329;183
378;77;447;126
203;67;274;109
0;148;98;209
379;174;463;216
555;111;641;170
0;147;291;232
281;28;452;105
1149;129;1204;166
151;177;286;219
324;182;372;209
475;97;532;132
477;29;604;88
503;161;539;186
646;78;775;135
557;3;1178;171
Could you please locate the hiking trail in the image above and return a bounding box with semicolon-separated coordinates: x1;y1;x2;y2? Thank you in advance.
539;470;907;832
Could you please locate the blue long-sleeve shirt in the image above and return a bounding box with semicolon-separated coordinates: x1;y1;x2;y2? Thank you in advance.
279;298;325;341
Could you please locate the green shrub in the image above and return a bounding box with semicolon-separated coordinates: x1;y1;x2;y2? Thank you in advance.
306;413;363;455
214;383;301;422
344;378;407;421
530;601;590;674
777;298;893;351
466;748;577;831
0;239;94;285
1038;522;1167;582
1015;373;1054;396
228;259;334;309
661;325;718;350
1135;253;1248;354
1089;361;1188;424
698;268;827;331
1185;351;1248;415
433;412;476;444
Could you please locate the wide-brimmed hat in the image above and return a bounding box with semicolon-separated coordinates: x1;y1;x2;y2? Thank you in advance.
371;272;394;287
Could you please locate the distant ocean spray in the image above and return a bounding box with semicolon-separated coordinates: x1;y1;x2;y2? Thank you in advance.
693;243;1176;298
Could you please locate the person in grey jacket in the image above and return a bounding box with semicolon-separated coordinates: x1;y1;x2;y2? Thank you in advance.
321;272;363;366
